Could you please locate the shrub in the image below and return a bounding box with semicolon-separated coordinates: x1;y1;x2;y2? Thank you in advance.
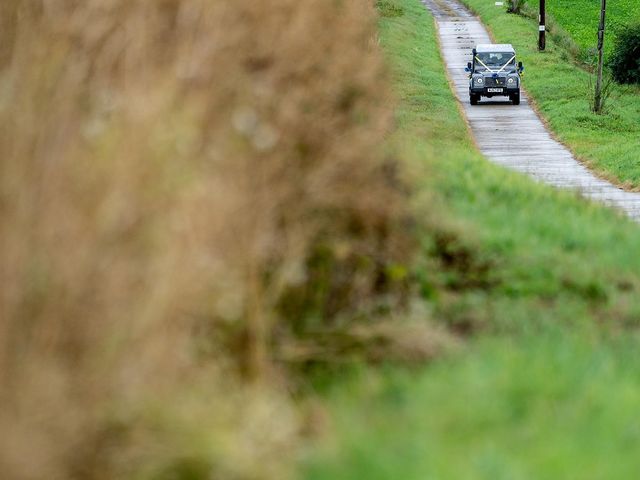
506;0;527;15
608;23;640;84
587;72;616;115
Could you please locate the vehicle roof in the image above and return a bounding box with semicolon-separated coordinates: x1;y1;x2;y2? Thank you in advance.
475;44;515;53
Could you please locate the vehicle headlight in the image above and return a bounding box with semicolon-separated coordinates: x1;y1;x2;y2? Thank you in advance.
507;77;516;85
475;77;484;84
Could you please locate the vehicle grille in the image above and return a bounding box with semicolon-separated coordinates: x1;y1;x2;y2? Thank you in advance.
484;77;505;87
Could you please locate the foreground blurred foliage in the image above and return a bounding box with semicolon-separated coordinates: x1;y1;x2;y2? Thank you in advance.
0;1;426;478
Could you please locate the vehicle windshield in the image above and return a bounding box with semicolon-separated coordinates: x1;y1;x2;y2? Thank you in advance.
475;52;515;71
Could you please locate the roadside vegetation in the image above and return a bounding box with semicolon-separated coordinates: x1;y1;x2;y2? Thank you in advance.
305;0;640;477
461;0;640;188
609;23;640;85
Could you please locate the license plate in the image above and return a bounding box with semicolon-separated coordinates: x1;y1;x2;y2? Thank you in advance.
487;88;503;93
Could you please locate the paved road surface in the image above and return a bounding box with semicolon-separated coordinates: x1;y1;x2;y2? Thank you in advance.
421;0;640;220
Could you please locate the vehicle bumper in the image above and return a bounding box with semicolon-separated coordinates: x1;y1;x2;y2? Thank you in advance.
470;87;520;97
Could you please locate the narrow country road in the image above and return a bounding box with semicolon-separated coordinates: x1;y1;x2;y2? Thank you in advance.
422;0;640;220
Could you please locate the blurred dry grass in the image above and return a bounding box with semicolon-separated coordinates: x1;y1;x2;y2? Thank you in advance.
0;0;413;478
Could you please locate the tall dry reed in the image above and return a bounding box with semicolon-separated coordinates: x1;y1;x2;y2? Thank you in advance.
0;1;409;478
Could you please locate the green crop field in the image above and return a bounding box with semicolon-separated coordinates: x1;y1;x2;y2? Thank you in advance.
304;0;640;477
528;0;640;58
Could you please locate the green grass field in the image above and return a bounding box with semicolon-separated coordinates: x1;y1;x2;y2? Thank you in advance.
461;0;640;188
304;0;640;477
307;334;640;479
528;0;640;58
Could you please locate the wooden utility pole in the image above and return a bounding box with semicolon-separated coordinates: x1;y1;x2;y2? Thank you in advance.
594;0;607;114
538;0;546;51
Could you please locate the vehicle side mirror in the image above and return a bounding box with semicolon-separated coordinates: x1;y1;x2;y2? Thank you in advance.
518;61;524;73
465;61;472;73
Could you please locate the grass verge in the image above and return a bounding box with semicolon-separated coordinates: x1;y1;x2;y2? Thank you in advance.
306;333;640;479
461;0;640;188
303;0;640;476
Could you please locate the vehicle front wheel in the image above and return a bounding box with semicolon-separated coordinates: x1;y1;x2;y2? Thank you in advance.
470;94;479;105
511;94;520;105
